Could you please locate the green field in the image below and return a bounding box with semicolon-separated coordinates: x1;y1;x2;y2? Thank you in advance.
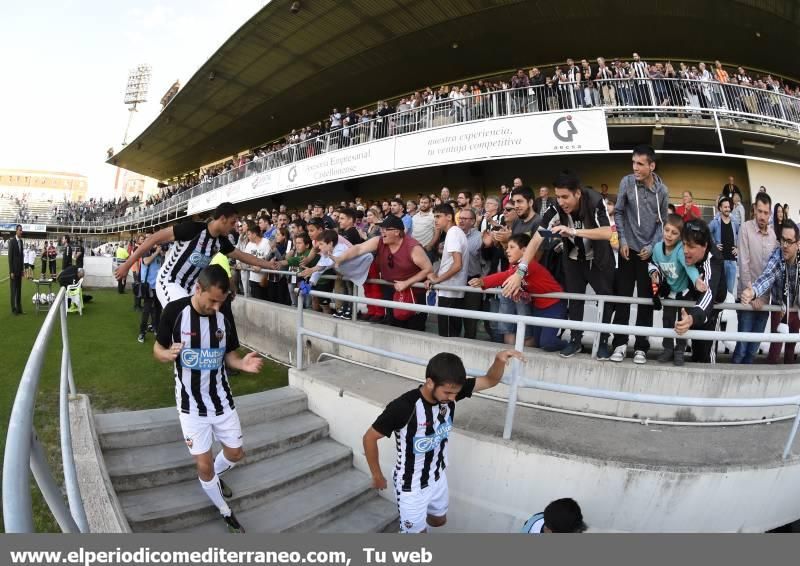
0;259;288;532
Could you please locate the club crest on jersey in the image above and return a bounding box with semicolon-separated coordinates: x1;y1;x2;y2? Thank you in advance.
189;252;212;267
215;328;224;340
184;436;193;448
412;421;452;454
403;520;414;530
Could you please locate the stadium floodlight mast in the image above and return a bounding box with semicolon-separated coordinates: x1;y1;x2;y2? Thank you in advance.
121;63;152;146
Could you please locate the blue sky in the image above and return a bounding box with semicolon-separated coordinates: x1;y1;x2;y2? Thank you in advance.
0;1;266;197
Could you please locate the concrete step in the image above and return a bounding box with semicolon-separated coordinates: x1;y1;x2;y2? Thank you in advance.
106;412;329;492
95;387;307;450
121;439;352;532
181;468;377;533
316;495;399;533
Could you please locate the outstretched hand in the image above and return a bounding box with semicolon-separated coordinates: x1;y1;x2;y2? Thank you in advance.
495;349;525;365
240;351;264;374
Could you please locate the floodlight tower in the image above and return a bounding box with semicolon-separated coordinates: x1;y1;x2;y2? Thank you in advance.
121;64;152;146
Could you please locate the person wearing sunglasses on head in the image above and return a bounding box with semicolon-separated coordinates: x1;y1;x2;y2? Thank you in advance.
674;219;728;363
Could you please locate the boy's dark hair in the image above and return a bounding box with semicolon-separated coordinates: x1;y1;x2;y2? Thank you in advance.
321;229;339;245
632;144;657;163
307;217;325;230
552;170;581;192
543;498;587;533
665;213;684;231
509;233;532;248
295;233;312;247
390;197;405;207
425;352;467;388
340;208;357;221
312;202;324;210
197;265;230;293
509;185;535;202
433;203;455;219
245;220;260;235
213;202;238;219
258;214;272;225
754;191;772;208
682;218;711;248
780;220;800;242
291;219;307;232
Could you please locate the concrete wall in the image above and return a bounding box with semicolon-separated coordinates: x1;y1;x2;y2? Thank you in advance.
290;368;800;533
747;159;800;217
233;297;800;422
83;256;121;288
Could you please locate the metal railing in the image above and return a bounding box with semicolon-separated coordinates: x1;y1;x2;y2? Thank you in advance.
291;288;800;459
2;288;89;533
239;266;793;357
21;77;800;233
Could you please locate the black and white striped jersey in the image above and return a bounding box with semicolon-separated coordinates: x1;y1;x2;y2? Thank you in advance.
157;296;240;416
158;221;235;294
372;381;475;492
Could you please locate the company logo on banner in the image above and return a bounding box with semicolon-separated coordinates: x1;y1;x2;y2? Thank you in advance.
187;110;609;215
394;108;608;169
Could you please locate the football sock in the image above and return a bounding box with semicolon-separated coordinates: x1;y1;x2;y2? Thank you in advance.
199;475;231;516
214;452;237;476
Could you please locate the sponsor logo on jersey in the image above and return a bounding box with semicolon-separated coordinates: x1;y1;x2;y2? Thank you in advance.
180;348;225;370
189;252;212;267
412;421;452;454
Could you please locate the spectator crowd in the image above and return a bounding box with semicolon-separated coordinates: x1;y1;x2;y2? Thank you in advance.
119;146;798;367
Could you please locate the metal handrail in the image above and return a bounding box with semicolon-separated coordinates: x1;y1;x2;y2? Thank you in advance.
240;266;792;314
293;289;800;459
2;288;89;533
16;78;800;232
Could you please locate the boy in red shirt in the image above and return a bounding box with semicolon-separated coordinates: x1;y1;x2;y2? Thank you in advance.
470;233;566;351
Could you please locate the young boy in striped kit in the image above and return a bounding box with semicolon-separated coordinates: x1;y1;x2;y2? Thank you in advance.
155;265;264;533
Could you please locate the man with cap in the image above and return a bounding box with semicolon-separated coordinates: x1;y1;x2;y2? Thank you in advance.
334;215;432;330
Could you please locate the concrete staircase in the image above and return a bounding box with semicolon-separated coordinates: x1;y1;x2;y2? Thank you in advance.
94;387;398;533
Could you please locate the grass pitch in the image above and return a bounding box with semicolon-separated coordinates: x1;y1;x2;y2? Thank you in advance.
0;260;288;532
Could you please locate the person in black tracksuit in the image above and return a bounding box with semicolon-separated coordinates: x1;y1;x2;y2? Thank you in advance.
675;219;728;363
501;170;615;358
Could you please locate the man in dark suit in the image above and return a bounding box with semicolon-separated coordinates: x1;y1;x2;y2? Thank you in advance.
533;186;557;215
9;224;24;314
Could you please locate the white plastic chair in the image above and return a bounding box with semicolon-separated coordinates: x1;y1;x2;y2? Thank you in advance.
66;278;84;316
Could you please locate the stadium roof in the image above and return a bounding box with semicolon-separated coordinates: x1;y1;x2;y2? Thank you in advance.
110;0;800;180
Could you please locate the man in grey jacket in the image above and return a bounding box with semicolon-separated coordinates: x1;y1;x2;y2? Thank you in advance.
605;145;670;364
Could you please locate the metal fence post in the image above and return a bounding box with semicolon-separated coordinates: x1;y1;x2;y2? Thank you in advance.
502;322;526;440
296;292;305;371
30;431;79;533
782;405;800;460
591;299;604;359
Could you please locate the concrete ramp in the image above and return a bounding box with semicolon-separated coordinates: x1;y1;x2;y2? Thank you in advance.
94;388;397;533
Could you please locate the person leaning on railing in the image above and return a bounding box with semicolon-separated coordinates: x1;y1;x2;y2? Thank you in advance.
740;220;800;364
334;215;432;330
674;219;728;363
501;171;615;359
